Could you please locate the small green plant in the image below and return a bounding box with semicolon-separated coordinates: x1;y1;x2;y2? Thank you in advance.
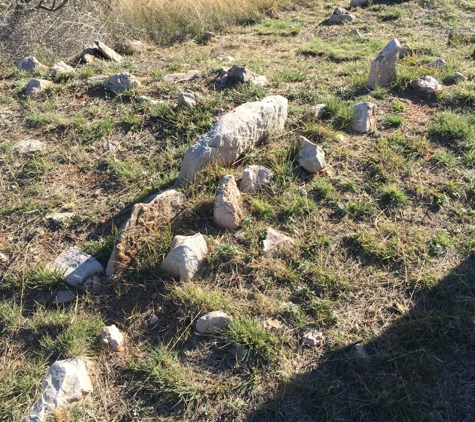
370;87;388;99
256;19;301;36
393;101;406;112
428;112;474;147
312;179;337;201
385;114;404;128
428;230;454;256
379;7;404;21
378;184;409;207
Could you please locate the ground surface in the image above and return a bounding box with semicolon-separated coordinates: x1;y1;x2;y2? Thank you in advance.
1;0;475;421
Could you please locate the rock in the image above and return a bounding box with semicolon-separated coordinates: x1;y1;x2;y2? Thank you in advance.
410;75;441;94
263;227;294;257
351;102;377;133
203;31;217;41
220;56;234;62
17;139;46;154
25;358;93;422
25;79;52;96
298;136;326;172
445;72;467;83
0;110;13;119
149;314;159;326
350;0;367;6
315;104;326;120
327;8;356;24
177;90;197;109
195;311;231;334
54;290;75;305
82;53;96;64
163;70;199;83
92;276;101;291
100;324;125;352
51;247;104;287
449;27;475;43
51;61;74;74
355;344;368;359
115;40;144;55
303;329;324;347
104;72;140;93
216;65;269;89
17;56;45;72
427;58;446;68
214;175;244;230
94;40;122;63
162;233;208;281
178;95;287;182
239;165;273;193
350;29;362;37
106;190;186;277
102;139;120;154
86;75;108;85
367;38;401;89
0;252;8;263
135;95;159;105
45;212;75;224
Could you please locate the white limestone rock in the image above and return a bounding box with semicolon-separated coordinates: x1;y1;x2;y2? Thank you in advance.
368;39;401;89
46;212;75;224
427;58;446;68
163;70;199;83
17;139;46;154
100;324;125;352
328;8;356;24
104;72;140;93
298;136;326;173
351;102;377;133
95;40;122;63
410;76;441;94
51;61;74;74
135;95;159;105
239;165;273;193
18;56;45;72
214;175;244;230
162;233;208;281
263;227;294;257
446;72;467;82
51;247;104;287
195;311;231;334
177;90;197;109
178;95;288;182
315;104;326;120
303;330;324;347
25;79;52;96
24;358;93;422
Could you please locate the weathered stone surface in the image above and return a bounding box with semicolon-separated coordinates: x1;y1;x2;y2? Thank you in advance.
178;95;288;182
102;139;120;154
298;136;326;173
163;70;199;83
25;79;52;96
0;252;8;263
95;40;122;62
82;53;97;64
51;61;74;74
263;227;294;257
18;56;45;72
51;247;104;287
104;72;140;93
368;38;401;89
46;212;75;224
351;102;377;133
350;0;367;6
115;40;145;55
17;139;46;154
315;104;326;120
106;190;186;277
220;56;234;62
427;58;446;68
446;72;467;83
328;8;355;24
303;330;324;347
214;175;244;230
195;311;231;334
100;324;125;352
239;165;273;193
177;90;197;109
410;76;441;94
24;358;93;422
54;290;75;305
162;233;208;281
350;29;362;37
135;95;159;105
203;31;217;41
216;65;269;89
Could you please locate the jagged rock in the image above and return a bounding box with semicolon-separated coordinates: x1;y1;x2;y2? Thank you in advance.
239;165;273;193
315;104;326;120
100;324;125;352
163;70;199;83
17;139;46;154
162;233;208;281
46;212;75;224
54;290;75;305
327;7;356;24
195;311;231;334
263;227;294;257
445;72;467;83
115;40;145;55
368;38;401;88
24;358;93;422
106;190;186;277
0;252;8;263
203;31;217;41
102;139;120;154
298;136;326;172
177;90;197;109
18;56;45;72
51;61;74;74
25;79;52;96
95;40;122;62
350;29;362;37
135;95;159;105
410;76;441;94
178;95;288;182
303;330;324;347
351;102;377;133
216;65;269;89
214;175;244;230
350;0;367;6
82;53;96;64
104;72;141;93
51;247;104;287
80;44;101;63
427;58;446;68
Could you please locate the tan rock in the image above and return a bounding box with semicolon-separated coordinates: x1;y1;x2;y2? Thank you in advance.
263;227;294;257
214;175;244;230
100;324;125;352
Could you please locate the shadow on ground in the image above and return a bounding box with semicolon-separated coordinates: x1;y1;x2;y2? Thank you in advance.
246;254;475;421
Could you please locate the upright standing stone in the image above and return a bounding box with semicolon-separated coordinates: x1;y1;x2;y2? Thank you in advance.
239;165;273;193
368;39;401;89
298;136;326;173
214;175;244;230
351;102;377;133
